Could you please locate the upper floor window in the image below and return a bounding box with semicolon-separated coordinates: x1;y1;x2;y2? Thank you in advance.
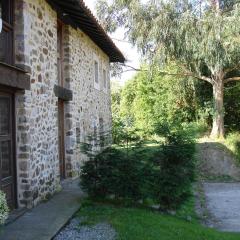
94;60;99;84
103;69;107;89
0;0;14;65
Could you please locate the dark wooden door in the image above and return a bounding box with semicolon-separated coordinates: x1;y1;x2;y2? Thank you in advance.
58;100;65;179
0;92;16;209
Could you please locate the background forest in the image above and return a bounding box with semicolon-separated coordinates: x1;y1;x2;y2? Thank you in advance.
112;63;240;144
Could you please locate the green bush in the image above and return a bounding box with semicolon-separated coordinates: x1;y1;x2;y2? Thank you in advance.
80;125;196;210
154;125;196;210
0;191;9;225
80;147;144;200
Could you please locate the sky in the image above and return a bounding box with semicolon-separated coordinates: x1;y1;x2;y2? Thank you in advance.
84;0;140;85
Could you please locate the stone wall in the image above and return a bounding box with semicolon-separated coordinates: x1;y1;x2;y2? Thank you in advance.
15;0;59;208
14;0;112;208
63;26;112;178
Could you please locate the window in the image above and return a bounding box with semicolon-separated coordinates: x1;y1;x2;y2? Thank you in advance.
103;69;107;89
0;0;13;65
94;61;99;84
93;57;100;90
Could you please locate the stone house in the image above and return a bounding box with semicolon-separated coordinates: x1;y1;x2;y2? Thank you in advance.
0;0;124;210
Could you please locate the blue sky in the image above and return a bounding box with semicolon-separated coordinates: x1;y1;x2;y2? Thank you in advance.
85;0;140;84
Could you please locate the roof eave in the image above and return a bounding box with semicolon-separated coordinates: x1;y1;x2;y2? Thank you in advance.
47;0;125;63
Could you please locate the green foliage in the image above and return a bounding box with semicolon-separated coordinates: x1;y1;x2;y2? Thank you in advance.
80;147;145;200
154;124;196;210
0;191;9;225
97;0;240;79
111;80;141;144
224;82;240;132
113;64;240;138
225;132;240;163
98;0;240;137
118;64;211;137
80;123;196;210
112;116;142;146
111;81;122;119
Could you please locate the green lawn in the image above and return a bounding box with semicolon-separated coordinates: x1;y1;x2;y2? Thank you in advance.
77;203;240;240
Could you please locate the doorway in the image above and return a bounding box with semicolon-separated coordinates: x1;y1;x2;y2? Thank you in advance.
58;100;65;179
0;91;16;209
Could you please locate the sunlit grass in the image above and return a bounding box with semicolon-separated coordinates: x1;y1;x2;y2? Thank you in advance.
78;202;240;240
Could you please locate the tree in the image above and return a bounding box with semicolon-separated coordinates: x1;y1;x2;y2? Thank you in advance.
97;0;240;138
120;64;203;135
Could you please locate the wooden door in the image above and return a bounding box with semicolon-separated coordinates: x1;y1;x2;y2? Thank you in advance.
58;100;65;179
0;92;16;209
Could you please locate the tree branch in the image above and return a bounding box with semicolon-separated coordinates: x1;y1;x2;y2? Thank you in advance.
158;71;213;84
224;64;240;75
121;63;213;83
176;63;213;84
224;77;240;83
121;64;146;72
122;69;147;73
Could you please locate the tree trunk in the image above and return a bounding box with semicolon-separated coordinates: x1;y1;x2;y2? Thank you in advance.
211;78;224;138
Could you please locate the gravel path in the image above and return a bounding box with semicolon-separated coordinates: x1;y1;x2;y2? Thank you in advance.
203;182;240;232
54;218;117;240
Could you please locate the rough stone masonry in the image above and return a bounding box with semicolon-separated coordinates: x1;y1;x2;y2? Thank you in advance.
13;0;113;208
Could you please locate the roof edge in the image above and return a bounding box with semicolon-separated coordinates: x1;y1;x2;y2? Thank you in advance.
47;0;125;63
78;0;125;63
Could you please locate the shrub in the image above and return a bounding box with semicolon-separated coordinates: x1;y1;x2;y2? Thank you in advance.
80;147;144;201
154;125;196;210
0;191;9;225
80;124;196;210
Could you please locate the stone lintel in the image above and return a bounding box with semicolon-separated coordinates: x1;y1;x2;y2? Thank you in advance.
0;62;31;90
54;85;73;101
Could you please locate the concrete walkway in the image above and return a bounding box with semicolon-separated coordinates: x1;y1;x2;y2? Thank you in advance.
0;179;84;240
204;182;240;232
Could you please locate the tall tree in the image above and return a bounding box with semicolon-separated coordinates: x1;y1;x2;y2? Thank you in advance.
97;0;240;138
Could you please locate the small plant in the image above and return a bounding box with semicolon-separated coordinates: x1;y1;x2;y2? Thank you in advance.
0;191;9;225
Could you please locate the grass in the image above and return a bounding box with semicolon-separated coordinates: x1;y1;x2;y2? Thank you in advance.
225;132;240;164
77;201;240;240
78;126;240;239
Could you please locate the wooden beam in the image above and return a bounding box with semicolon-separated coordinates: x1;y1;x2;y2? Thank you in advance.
0;62;30;90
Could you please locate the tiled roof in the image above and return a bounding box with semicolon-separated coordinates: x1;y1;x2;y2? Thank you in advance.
47;0;125;63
